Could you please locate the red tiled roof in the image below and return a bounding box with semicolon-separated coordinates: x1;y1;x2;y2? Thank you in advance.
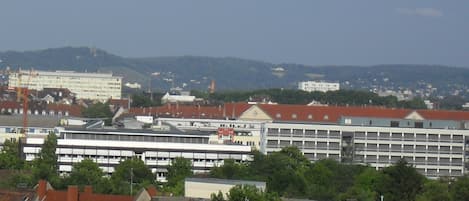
109;99;130;109
257;104;469;122
0;101;21;109
129;102;469;122
46;104;82;116
417;109;469;121
256;104;410;123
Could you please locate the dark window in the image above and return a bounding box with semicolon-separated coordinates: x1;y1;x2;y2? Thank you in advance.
390;121;399;127
414;122;424;128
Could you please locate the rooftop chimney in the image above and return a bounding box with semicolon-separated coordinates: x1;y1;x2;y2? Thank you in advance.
37;180;47;200
67;185;79;201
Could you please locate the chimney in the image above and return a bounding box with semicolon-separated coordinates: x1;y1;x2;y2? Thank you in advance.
67;186;79;201
37;180;47;200
84;186;93;194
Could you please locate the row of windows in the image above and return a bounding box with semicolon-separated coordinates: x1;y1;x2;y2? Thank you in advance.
267;129;464;142
64;133;209;144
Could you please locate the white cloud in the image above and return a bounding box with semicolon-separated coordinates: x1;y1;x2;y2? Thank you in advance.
396;7;443;17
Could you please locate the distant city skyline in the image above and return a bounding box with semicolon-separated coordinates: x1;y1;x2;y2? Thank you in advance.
1;1;468;67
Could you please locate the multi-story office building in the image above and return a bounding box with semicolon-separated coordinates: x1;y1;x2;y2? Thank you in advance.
9;70;122;101
262;121;468;178
298;81;340;92
21;127;252;182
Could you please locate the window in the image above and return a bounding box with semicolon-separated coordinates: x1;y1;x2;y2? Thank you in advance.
275;113;281;118
414;122;423;128
390;121;399;127
291;114;297;119
307;114;313;120
323;115;329;120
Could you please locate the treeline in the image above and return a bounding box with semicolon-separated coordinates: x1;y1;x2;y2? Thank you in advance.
209;147;469;201
191;89;427;109
2;135;469;201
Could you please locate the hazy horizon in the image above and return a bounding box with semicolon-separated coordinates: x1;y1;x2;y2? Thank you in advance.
1;1;468;67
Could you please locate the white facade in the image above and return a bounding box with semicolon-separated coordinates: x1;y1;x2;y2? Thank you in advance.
161;93;195;104
9;70;122;101
263;123;468;178
22;128;252;182
298;81;340;92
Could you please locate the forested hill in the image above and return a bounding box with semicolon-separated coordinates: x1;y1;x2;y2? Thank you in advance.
1;47;468;96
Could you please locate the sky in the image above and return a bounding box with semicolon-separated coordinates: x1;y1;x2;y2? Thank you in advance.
0;1;468;67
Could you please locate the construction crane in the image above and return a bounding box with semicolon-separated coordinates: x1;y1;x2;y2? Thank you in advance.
14;68;37;136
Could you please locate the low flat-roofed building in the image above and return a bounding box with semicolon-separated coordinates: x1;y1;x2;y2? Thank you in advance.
184;178;266;199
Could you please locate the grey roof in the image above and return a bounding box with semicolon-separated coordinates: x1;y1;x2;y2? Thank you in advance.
185;178;266;187
0;114;59;128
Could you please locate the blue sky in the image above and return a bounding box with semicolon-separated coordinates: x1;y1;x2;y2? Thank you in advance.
1;1;468;67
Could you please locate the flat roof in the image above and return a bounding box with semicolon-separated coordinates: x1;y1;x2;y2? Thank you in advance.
185;178;266;186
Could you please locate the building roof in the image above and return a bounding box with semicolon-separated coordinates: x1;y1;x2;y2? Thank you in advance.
185;177;266;187
130;102;469;123
129;103;251;119
0;115;60;127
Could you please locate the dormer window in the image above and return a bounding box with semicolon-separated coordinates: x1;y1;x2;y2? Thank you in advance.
276;113;281;118
307;114;313;119
323;115;329;120
291;114;297;119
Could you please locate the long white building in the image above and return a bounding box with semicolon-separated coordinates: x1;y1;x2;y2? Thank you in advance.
298;81;340;92
21;127;252;182
9;70;122;101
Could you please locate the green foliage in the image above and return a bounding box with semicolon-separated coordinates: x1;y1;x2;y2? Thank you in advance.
209;148;440;201
416;179;450;201
450;175;469;201
82;102;113;125
226;185;281;201
165;157;193;196
202;89;427;109
131;92;162;107
211;159;250;180
110;157;154;195
376;159;425;201
66;159;105;190
338;168;381;201
32;132;59;185
0;139;24;169
211;191;226;201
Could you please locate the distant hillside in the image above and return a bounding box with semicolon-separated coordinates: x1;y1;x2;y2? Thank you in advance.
1;47;468;98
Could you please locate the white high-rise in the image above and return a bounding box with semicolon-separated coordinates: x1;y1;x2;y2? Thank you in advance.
9;70;122;101
298;81;340;92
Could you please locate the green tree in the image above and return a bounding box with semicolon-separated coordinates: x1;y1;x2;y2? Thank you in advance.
66;158;105;190
416;179;449;201
450;175;469;201
339;167;382;201
110;157;154;195
165;157;193;196
211;191;226;201
32;132;59;185
131;93;154;107
0;139;24;169
226;185;280;201
82;102;113;125
376;159;425;201
211;159;249;179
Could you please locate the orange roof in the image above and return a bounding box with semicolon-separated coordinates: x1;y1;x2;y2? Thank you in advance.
257;104;469;122
129;102;469;122
129;103;251;119
417;109;469;121
256;104;410;123
46;104;82;116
